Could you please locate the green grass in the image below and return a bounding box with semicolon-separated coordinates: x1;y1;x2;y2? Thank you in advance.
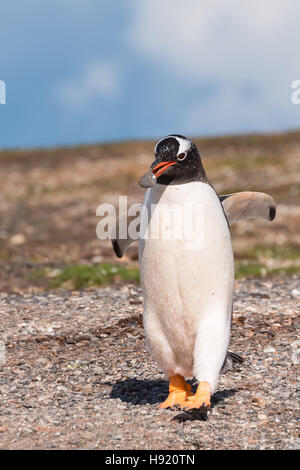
236;244;300;261
28;267;47;280
49;263;140;290
28;242;300;290
235;244;300;277
29;261;300;291
235;261;300;279
0;252;13;260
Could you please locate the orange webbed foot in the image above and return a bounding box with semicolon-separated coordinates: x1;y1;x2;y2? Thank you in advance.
182;381;211;410
158;375;194;409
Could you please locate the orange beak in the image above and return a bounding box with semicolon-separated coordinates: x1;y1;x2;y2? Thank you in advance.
152;161;177;178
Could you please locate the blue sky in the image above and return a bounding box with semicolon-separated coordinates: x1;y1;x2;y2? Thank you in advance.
0;0;300;149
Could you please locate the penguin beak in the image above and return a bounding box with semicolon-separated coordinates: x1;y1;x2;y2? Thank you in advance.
151;161;177;178
138;160;178;188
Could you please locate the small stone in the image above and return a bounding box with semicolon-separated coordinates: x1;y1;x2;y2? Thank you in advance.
35;358;49;366
46;268;62;278
252;397;266;407
91;256;103;264
139;171;156;188
258;414;268;421
263;346;275;353
9;233;26;245
57;385;68;393
82;384;93;394
291;289;300;297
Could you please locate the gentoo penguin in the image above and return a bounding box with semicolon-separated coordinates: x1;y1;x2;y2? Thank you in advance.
112;135;276;410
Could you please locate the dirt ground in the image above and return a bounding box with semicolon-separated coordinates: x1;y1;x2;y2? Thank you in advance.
0;131;299;449
0;277;299;450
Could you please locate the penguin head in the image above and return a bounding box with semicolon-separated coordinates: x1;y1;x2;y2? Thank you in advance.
139;135;207;188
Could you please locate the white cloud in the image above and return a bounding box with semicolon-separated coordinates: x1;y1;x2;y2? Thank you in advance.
57;60;120;109
128;0;296;81
127;0;300;133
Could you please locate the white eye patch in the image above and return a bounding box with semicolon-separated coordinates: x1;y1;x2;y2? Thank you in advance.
169;136;192;156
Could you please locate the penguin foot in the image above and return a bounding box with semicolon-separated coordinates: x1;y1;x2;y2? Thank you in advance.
159;374;193;409
182;381;211;410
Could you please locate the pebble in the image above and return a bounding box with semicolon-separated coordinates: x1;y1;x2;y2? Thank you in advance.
291;289;300;296
9;234;26;245
258;414;268;421
0;278;298;450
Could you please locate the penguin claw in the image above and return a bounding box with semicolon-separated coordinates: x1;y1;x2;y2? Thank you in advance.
182;381;211;410
158;391;189;409
182;399;211;411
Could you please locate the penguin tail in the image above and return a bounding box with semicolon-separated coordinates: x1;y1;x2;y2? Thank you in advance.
221;350;244;373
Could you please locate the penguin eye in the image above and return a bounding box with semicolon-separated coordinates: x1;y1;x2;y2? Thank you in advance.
177;152;187;161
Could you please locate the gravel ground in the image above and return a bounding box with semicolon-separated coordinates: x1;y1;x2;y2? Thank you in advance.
0;277;299;450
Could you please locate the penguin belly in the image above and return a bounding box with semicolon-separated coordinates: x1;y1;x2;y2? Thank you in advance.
138;182;234;390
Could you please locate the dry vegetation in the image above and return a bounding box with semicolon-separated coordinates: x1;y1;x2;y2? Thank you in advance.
0;131;299;292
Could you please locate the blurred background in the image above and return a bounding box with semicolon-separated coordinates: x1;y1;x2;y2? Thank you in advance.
0;0;299;291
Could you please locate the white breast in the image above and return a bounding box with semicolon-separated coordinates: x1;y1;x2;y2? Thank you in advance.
138;182;234;382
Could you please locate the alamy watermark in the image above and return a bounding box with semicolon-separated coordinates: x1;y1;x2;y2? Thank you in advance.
0;80;6;104
291;80;300;104
96;196;205;250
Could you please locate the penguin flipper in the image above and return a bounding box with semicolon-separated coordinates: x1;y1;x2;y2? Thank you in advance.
111;204;142;258
220;191;276;225
111;191;276;257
